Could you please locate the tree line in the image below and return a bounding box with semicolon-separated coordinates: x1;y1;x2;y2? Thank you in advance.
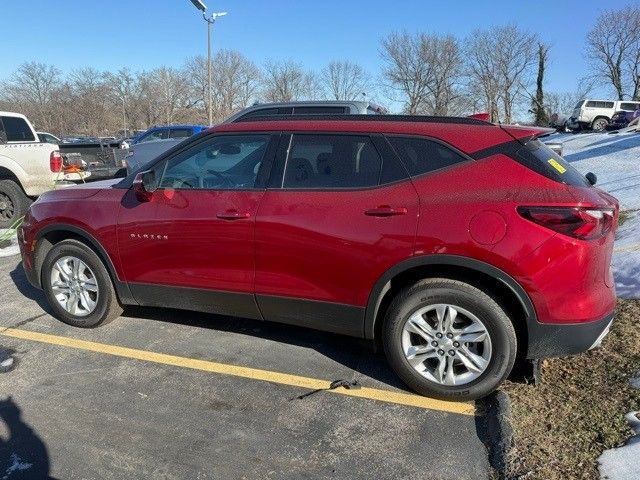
1;5;638;136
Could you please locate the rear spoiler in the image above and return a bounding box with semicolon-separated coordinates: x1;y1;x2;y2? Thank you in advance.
499;125;556;144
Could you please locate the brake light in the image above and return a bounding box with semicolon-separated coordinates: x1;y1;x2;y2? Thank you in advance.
517;206;615;240
50;150;63;172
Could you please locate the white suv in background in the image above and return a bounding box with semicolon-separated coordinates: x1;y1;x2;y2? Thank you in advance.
568;99;640;132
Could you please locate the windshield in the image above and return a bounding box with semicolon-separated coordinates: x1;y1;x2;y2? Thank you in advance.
574;100;585;109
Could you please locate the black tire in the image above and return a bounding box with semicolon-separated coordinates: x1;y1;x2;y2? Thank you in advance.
41;239;123;328
383;278;517;401
0;179;31;229
591;117;609;132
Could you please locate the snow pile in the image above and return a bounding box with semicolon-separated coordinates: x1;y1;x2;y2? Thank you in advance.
0;229;20;258
549;131;640;298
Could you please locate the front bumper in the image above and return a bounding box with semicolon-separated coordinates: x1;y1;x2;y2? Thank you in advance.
526;312;615;359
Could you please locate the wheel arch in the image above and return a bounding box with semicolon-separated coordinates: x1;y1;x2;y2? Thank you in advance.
364;255;536;353
0;156;28;191
34;224;135;304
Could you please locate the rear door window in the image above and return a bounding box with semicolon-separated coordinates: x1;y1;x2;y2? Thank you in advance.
386;136;469;177
281;134;382;189
235;107;293;121
169;128;192;139
138;129;169;143
513;139;588;187
1;116;35;142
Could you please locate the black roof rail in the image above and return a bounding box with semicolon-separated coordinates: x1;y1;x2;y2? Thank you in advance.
232;114;491;126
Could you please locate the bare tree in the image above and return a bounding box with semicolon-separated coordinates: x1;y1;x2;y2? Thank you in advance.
139;67;193;125
261;60;319;102
467;25;537;123
586;5;640;100
381;32;465;115
532;43;550;125
380;32;430;114
321;60;369;100
2;62;61;131
186;51;261;122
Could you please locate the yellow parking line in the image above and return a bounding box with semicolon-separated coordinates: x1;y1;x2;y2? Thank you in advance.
1;327;474;416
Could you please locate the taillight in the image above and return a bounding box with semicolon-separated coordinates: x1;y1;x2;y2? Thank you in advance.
517;206;615;240
50;150;63;172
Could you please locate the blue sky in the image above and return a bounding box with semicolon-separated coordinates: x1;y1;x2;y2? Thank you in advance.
0;0;634;99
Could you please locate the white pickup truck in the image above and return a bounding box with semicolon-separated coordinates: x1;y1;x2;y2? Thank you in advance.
0;112;86;228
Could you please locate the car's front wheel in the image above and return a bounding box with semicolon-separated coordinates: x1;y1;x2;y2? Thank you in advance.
383;278;517;401
41;239;123;328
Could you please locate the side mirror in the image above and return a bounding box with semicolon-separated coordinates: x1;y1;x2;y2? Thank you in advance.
585;172;597;186
133;170;157;202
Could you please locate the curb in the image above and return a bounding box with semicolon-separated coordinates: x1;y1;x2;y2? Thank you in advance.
475;390;514;479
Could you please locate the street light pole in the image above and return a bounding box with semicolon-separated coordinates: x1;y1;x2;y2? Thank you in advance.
189;1;226;126
202;11;227;126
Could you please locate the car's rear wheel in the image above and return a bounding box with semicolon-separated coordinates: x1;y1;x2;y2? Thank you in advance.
383;278;517;401
591;117;609;132
0;180;31;229
41;239;122;328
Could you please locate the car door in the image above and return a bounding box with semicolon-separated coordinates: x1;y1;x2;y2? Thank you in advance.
254;133;419;336
117;132;278;320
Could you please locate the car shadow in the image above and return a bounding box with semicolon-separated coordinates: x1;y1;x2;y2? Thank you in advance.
564;134;640;163
7;259;407;392
0;396;55;480
120;305;409;392
9;262;51;313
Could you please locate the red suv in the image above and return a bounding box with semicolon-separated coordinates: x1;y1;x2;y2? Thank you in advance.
18;116;618;401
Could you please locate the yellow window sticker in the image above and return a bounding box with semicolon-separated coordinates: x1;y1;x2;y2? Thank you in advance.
547;158;566;174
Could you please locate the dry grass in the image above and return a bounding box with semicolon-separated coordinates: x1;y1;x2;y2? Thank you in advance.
504;299;640;479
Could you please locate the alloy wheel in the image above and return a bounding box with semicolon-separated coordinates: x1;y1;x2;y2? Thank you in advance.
50;256;99;317
401;304;492;386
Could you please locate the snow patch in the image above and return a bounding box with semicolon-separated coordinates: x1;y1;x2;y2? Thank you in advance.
598;412;640;480
551;131;640;299
0;229;19;258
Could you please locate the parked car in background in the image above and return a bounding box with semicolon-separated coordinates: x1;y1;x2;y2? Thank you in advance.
37;132;62;144
607;108;640;131
131;125;207;145
125;101;390;174
225;100;388;122
568;100;640;132
549;113;570;132
0;111;86;227
20;114;617;401
124;138;183;174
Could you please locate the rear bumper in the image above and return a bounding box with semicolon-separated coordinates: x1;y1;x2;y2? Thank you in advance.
526;312;615;359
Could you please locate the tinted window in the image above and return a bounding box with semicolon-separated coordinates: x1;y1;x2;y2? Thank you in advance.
138;129;169;143
514;139;588;187
159;134;270;190
620;102;640;111
1;116;35;142
236;107;293;121
585;101;614;109
282;135;381;189
387;136;468;176
169;128;192;139
292;106;348;115
38;133;58;144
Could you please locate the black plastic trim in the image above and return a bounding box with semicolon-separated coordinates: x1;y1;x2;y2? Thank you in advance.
129;283;262;320
34;224;136;304
256;294;364;337
525;312;614;359
364;255;537;339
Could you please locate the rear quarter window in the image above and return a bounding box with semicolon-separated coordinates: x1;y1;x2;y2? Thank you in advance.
513;140;588;187
386;136;469;177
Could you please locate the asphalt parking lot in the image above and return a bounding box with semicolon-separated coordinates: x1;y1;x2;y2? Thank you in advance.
0;253;498;479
